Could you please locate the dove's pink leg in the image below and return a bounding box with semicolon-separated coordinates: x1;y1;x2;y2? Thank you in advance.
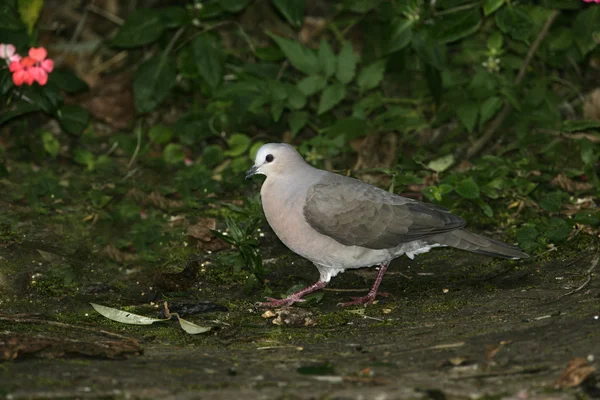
256;280;328;308
341;261;390;306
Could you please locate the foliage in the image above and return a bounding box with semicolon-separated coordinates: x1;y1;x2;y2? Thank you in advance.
1;0;600;267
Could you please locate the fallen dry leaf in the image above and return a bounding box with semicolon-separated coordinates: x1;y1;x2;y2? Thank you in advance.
271;308;316;327
187;217;229;252
554;357;596;389
551;173;594;194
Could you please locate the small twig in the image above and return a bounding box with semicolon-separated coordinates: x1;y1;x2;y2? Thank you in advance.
276;60;289;81
322;288;368;292
88;51;128;75
466;10;560;159
127;121;143;169
87;4;125;25
557;257;598;299
535;129;600;143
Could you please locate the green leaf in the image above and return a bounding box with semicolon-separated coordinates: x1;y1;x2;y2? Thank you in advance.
297;75;327;96
285;84;307;109
318;39;336;78
575;7;600;56
516;226;539;250
41;131;59;158
0;2;25;29
455;178;480;199
163;143;186;164
317;82;346;115
202;145;225;167
0;103;40;126
357;60;386;92
456;102;479;133
479;96;502;129
267;32;320;75
483;0;505;16
478;200;494;218
435;9;481;44
133;55;177;113
386;18;413;54
192;35;225;89
271;101;284;121
74;148;95;170
324;117;368;140
427;154;455;173
487;31;504;50
148;124;173;144
540;191;563;213
161;6;189;27
58;105;89;135
495;6;532;42
336;41;356;84
580;139;595;166
50;69;89;94
17;0;43;34
112;9;165;48
225;133;251;157
272;0;305;27
562;120;600;132
221;0;249;13
289;111;309;136
544;218;571;242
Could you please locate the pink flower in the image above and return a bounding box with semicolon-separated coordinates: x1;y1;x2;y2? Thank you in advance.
0;43;21;63
9;47;54;86
583;0;600;3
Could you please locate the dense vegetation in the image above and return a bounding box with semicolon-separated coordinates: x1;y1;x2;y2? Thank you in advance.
0;0;599;297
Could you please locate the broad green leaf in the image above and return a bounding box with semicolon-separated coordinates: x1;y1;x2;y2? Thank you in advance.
456;102;479;133
18;0;43;34
74;148;95;170
318;39;336;78
50;69;89;94
148;124;173;144
271;101;284;121
112;9;165;48
317;82;346;115
386;18;413;54
479;96;502;129
495;6;532;42
297;75;327;96
267;32;320;75
336;41;356;84
343;0;378;13
0;2;24;29
540;191;563;213
0;103;40;126
487;31;504;50
483;0;505;16
455;177;480;199
192;35;225;89
133;55;177;113
427;154;455;173
91;303;168;325
575;7;600;55
580;139;595;165
225;133;251;157
516;226;539;250
163;143;186;164
357;60;386;92
544;218;571;242
58;105;90;135
272;0;305;27
41;131;59;158
541;0;582;9
161;6;189;27
435;9;481;44
221;0;249;13
324;117;368;140
202;145;225;167
549;28;573;51
285;84;307;109
478;200;494;218
289;111;308;136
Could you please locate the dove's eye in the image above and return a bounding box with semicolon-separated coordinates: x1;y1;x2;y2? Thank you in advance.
265;154;274;163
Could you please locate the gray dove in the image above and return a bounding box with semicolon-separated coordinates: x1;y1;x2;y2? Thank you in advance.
246;143;528;307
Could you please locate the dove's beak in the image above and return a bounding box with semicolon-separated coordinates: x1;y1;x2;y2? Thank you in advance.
245;165;259;179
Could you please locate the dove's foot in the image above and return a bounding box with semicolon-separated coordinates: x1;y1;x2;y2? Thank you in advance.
340;261;391;307
255;280;328;308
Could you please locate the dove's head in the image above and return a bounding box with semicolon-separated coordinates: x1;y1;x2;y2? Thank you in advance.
245;143;306;179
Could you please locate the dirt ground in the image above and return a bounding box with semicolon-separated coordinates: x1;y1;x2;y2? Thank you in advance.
1;228;599;400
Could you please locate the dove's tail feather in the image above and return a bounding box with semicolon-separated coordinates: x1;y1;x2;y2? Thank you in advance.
430;229;529;259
